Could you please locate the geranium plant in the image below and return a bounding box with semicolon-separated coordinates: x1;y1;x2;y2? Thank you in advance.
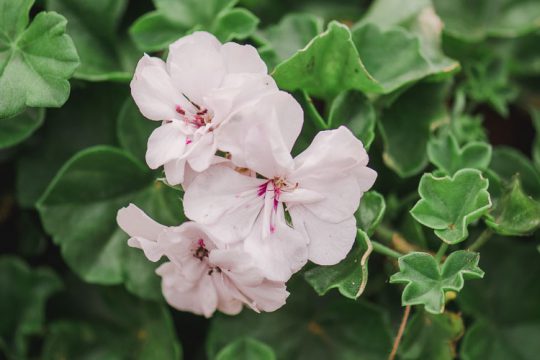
1;0;539;359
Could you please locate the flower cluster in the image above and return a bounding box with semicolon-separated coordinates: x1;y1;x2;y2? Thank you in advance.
117;32;377;317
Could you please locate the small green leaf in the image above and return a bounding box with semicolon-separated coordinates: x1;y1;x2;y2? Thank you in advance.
532;109;540;171
379;82;449;178
490;146;540;199
117;97;158;164
411;169;492;244
211;8;259;42
400;311;464;360
485;176;540;236
427;133;492;175
304;229;372;300
207;280;392;360
357;191;386;236
390;251;484;314
257;13;323;69
358;0;431;29
47;0;136;81
328;91;375;149
0;108;44;149
37;146;184;300
0;256;62;358
128;11;185;53
42;283;181;359
433;0;540;41
216;338;276;360
0;0;79;118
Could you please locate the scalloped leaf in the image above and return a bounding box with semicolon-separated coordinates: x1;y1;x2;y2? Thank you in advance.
36;146;184;300
427;133;492;175
0;0;79;118
216;338;276;360
410;169;492;244
357;191;386;236
390;251;484;314
485;176;540;236
0;257;62;358
304;229;372;300
0;108;44;149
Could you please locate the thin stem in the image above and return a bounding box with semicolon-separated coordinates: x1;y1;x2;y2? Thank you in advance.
435;243;448;262
388;305;411;360
374;223;395;244
371;240;402;259
468;229;493;252
301;91;328;130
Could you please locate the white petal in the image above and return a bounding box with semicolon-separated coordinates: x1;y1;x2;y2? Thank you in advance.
164;158;187;186
117;204;166;240
220;42;268;74
290;206;357;266
145;121;187;169
238;279;288;312
185;132;217;172
130;54;186;121
169;31;221;51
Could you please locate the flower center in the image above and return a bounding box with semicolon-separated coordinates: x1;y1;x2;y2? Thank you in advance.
257;177;298;234
192;238;222;276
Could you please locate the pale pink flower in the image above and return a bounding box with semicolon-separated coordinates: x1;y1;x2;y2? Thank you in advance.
117;204;289;318
184;125;377;281
131;31;277;185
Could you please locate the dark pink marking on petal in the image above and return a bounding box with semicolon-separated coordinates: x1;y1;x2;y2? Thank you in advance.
175;105;185;115
185;138;192;145
257;182;268;197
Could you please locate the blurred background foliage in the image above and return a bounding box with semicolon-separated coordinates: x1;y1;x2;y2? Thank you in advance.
1;0;540;359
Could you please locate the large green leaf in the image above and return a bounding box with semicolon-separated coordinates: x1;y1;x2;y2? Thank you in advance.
0;0;79;118
216;338;276;360
411;169;492;244
459;238;540;360
16;83;127;208
485;176;540;236
328;90;376;149
210;8;259;43
378;82;449;178
206;280;392;360
42;283;181;359
257;13;323;70
390;251;484;314
399;311;464;360
37;146;184;300
46;0;136;81
490;146;540;199
0;257;62;359
433;0;540;42
304;229;372;300
427;133;492;176
0;108;44;149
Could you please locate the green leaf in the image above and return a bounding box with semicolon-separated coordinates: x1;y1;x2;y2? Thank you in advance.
0;108;44;149
42;283;181;359
433;0;540;42
532;109;540;171
458;238;540;360
379;82;449;178
37;146;184;300
399;311;464;360
0;0;79;118
304;229;372;300
357;191;386;236
211;8;259;42
358;0;431;29
216;338;276;360
390;251;484;314
485;176;540;236
0;256;62;358
46;0;136;81
427;133;492;175
16;83;127;208
117;97;158;164
257;13;323;69
490;146;540;199
411;169;492;244
128;11;185;53
328;91;376;149
206;280;392;360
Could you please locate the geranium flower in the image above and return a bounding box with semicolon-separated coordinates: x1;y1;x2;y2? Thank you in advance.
117;204;289;318
131;31;277;185
184;124;377;281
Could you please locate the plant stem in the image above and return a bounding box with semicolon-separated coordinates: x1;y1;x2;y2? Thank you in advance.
468;229;493;252
435;243;448;262
301;91;328;130
388;305;411;360
374;223;395;243
371;240;402;259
